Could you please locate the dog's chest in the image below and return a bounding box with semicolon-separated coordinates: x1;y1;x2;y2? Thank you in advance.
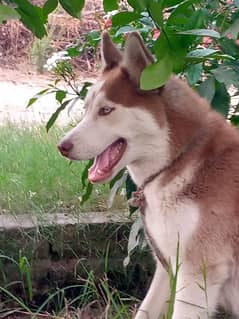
143;176;200;261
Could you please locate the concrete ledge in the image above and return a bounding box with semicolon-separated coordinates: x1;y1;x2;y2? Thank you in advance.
0;211;131;230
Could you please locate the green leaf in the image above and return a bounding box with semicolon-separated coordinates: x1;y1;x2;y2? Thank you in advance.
166;240;180;318
108;171;127;208
26;88;50;107
86;30;101;48
166;0;197;25
66;46;82;57
148;1;163;28
46;99;72;131
43;0;58;16
59;0;84;18
177;29;220;38
154;33;169;60
112;11;141;27
166;33;188;73
211;82;230;117
186;9;209;30
115;25;135;36
19;256;32;301
187;48;220;59
55;79;61;86
185;63;203;86
140;55;173;90
223;17;239;39
123;217;144;267
127;0;147;12
210;53;235;61
219;38;239;58
81;160;93;188
230;115;239;126
26;97;38;108
163;0;185;7
79;82;92;99
154;31;188;71
198;77;215;103
126;174;137;215
126;174;136;201
103;0;118;12
14;0;47;38
109;169;125;189
35;88;50;96
81;182;93;204
0;4;20;23
216;13;231;33
211;62;239;88
55;90;66;104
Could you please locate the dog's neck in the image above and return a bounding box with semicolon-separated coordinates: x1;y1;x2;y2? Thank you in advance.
127;131;171;187
127;128;203;190
127;118;207;188
127;78;210;188
127;155;169;187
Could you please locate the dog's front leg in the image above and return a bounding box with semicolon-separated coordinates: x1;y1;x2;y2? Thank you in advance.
172;271;222;319
135;262;170;319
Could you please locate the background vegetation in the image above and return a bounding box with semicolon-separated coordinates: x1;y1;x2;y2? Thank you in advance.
0;125;126;214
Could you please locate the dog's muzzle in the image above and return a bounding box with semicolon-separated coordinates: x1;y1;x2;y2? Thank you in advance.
58;140;73;157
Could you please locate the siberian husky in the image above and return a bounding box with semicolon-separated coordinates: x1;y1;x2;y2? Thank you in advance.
58;32;239;318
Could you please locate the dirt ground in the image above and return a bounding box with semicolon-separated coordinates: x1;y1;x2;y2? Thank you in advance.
0;0;103;128
0;67;96;127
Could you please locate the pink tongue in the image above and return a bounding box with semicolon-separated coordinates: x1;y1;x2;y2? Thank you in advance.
88;140;125;183
94;150;111;172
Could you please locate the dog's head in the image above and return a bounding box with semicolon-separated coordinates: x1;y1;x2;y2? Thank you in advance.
58;32;169;184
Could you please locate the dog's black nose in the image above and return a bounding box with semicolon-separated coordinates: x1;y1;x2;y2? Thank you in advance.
58;141;73;157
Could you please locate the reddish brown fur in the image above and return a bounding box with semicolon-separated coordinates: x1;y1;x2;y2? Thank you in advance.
102;64;239;271
59;32;239;316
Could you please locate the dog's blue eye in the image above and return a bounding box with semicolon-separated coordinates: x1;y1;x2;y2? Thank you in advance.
98;106;115;116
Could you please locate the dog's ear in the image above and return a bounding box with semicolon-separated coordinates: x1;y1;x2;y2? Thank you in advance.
101;31;122;71
123;32;154;88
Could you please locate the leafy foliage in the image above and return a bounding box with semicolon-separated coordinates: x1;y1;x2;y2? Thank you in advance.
103;0;118;13
14;0;48;38
59;0;84;19
0;0;85;37
0;4;20;23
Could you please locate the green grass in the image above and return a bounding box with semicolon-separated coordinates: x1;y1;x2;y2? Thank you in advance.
0;124;125;215
0;251;136;318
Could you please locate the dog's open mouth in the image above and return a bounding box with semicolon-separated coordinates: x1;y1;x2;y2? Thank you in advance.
88;138;127;183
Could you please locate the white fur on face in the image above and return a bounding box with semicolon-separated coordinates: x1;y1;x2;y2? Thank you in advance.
59;82;171;183
126;116;170;186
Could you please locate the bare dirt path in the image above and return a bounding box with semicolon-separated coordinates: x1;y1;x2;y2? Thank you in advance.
0;68;88;126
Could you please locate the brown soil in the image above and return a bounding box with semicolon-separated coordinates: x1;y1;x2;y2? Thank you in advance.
0;0;104;76
0;1;104;126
